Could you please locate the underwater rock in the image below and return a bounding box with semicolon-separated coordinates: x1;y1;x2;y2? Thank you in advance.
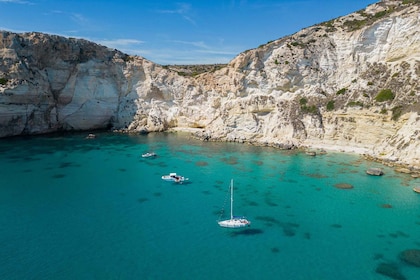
334;183;354;189
380;204;392;208
375;262;406;280
366;168;384;176
399;249;420;267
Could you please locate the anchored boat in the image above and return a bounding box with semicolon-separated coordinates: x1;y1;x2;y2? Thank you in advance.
218;179;251;228
161;172;188;183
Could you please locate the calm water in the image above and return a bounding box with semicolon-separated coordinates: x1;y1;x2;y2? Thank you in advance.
0;132;419;280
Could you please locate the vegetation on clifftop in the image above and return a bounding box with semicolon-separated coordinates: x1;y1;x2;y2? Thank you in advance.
163;64;227;77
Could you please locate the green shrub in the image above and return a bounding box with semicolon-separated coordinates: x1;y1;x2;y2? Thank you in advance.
336;88;347;95
177;71;187;76
343;19;367;31
403;0;419;4
123;55;135;62
323;21;334;28
299;98;318;114
375;89;395;102
0;77;7;85
326;100;335;111
374;10;388;19
348;101;364;107
302;105;318;114
391;106;403;121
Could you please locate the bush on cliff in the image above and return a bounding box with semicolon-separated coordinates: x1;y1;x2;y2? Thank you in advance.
375;89;394;102
0;77;8;85
326;100;335;111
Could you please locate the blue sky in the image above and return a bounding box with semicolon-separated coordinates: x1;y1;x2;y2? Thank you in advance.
1;0;375;65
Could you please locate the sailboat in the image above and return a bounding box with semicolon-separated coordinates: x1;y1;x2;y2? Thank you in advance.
218;179;251;228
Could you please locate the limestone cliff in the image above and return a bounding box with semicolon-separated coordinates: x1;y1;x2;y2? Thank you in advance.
0;0;419;169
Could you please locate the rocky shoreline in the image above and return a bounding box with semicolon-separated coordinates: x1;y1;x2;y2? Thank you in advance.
363;154;420;178
168;127;420;178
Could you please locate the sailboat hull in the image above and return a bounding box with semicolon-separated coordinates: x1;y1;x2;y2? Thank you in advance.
218;218;251;228
218;179;251;228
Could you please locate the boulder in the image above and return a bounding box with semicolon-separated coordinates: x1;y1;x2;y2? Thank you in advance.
375;262;406;280
366;168;384;176
334;183;354;189
399;249;420;267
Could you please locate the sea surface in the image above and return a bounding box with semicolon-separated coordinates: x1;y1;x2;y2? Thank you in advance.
0;132;419;280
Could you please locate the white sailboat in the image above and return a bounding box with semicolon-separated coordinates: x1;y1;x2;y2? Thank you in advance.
218;179;251;228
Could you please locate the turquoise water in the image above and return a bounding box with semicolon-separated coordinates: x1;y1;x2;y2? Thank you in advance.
0;132;419;280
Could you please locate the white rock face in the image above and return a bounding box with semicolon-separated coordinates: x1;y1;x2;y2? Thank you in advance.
188;1;420;168
0;1;419;169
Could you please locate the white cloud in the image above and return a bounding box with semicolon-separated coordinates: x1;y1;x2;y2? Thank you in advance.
132;44;237;65
0;0;33;4
196;49;238;56
157;3;196;25
97;39;144;48
70;13;89;25
0;26;24;33
49;10;64;14
170;40;209;49
157;2;191;14
182;15;196;26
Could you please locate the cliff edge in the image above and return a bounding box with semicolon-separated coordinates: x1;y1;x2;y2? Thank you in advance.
0;0;419;169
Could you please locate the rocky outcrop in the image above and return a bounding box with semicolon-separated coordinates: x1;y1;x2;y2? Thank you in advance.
400;249;420;267
0;32;122;134
0;0;419;170
190;0;420;169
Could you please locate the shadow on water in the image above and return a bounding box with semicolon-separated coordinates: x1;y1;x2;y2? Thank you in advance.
255;216;300;236
177;180;193;185
229;228;264;237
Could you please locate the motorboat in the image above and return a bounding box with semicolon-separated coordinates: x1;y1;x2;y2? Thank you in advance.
142;152;157;158
413;186;420;193
161;172;188;183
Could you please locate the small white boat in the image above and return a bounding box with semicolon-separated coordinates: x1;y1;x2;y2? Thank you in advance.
413;186;420;194
218;179;251;228
142;152;157;158
161;172;188;183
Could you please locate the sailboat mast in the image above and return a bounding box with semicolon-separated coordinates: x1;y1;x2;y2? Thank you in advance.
230;179;234;219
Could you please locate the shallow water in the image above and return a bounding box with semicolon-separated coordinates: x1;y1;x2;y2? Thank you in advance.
0;132;419;280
